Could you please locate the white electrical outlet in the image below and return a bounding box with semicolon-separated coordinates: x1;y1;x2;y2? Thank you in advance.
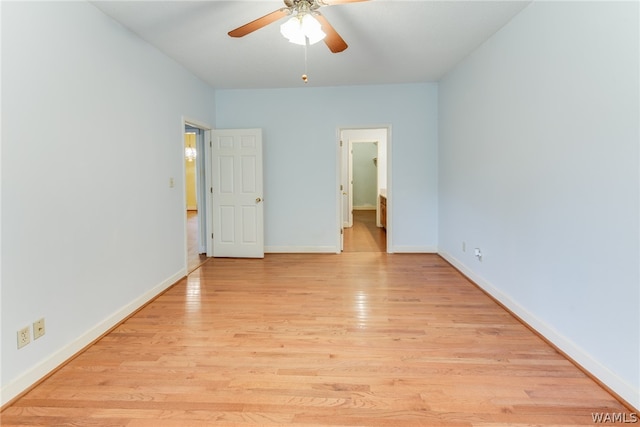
474;248;482;261
33;318;45;340
17;326;31;349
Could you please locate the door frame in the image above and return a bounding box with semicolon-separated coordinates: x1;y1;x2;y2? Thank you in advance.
182;117;212;267
337;125;392;253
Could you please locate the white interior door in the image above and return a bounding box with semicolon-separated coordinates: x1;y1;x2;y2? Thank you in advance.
211;129;264;258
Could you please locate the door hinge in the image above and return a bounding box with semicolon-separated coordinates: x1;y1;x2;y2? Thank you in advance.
340;140;343;147
340;185;343;191
340;229;343;235
210;187;213;193
211;233;214;239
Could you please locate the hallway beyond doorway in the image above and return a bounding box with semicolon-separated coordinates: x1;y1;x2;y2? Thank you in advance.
187;210;208;272
343;210;386;252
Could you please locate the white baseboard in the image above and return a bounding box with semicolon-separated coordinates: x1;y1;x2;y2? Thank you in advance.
438;250;639;410
0;268;186;407
265;246;338;254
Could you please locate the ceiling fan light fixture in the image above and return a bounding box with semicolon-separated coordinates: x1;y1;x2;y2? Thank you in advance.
280;16;306;45
301;13;326;44
229;0;363;53
280;13;326;46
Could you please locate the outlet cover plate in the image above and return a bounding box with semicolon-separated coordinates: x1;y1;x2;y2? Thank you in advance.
17;326;31;349
33;318;45;340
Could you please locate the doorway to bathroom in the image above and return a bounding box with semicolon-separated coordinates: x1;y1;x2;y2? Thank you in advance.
339;127;390;253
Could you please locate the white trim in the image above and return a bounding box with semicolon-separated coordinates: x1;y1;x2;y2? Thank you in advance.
336;128;346;252
266;246;337;253
183;117;211;132
0;269;185;407
439;250;639;410
392;245;438;253
353;206;376;211
204;129;213;257
181;117;212;263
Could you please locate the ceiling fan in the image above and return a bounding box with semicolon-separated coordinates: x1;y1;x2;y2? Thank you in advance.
228;0;369;53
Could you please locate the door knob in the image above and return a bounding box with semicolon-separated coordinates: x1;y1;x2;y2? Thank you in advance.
256;197;262;203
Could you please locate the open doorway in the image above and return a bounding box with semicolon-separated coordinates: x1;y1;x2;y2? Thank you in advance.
184;121;210;272
339;127;390;253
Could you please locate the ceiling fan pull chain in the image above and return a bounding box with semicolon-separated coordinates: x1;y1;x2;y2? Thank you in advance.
302;41;309;83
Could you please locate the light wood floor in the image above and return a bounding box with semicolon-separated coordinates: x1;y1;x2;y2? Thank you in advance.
343;210;386;253
187;210;209;273
1;253;630;426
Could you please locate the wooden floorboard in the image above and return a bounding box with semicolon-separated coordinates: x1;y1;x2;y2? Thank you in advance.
187;210;209;273
1;253;630;426
343;210;386;253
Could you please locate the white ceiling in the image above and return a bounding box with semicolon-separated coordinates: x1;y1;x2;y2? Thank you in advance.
91;0;531;90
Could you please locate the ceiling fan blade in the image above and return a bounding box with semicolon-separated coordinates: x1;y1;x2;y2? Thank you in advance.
316;14;348;53
318;0;369;4
228;8;289;38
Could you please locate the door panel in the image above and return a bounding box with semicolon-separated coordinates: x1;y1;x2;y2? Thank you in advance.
211;129;264;258
219;206;235;243
242;206;258;243
241;156;257;192
218;156;234;193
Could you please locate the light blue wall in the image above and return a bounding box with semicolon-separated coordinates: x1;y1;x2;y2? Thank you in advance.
215;84;438;252
1;1;215;404
352;142;378;209
438;1;639;406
